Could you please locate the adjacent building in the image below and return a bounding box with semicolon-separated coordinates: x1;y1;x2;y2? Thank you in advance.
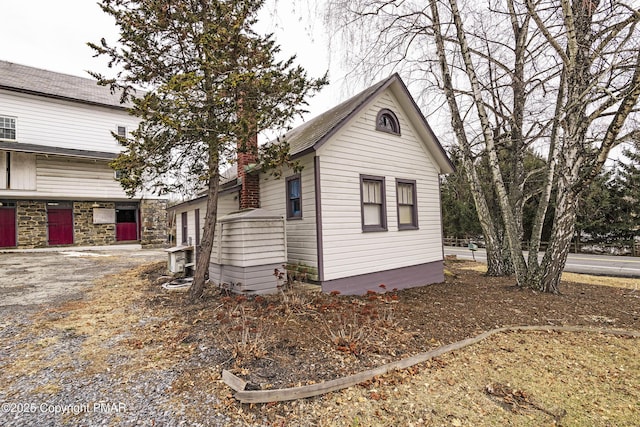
0;60;167;249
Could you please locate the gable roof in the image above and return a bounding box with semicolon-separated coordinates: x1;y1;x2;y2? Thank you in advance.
284;73;454;174
0;60;131;109
284;76;391;157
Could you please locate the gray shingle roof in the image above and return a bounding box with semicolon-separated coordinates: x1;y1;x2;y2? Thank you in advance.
0;60;130;109
285;75;394;156
286;73;454;173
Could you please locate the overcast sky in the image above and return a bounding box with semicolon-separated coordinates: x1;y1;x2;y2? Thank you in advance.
0;0;349;125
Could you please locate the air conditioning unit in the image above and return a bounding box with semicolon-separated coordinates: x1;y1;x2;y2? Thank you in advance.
166;247;187;273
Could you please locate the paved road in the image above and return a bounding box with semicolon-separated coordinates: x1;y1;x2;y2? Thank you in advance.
444;246;640;278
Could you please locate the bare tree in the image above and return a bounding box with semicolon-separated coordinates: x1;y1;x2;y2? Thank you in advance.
327;0;640;292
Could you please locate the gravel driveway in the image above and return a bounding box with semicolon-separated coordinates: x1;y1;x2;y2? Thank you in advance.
0;248;165;308
0;247;209;427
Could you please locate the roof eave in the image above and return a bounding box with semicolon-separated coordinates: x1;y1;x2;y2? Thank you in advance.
0;141;117;160
389;78;455;174
0;84;129;111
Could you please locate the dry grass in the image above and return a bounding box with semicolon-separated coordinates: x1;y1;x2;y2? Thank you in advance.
459;262;639;289
561;271;639;290
293;331;639;426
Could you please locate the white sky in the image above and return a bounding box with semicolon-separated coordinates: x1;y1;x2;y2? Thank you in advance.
0;0;350;127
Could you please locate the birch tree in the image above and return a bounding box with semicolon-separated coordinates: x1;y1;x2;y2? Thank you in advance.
89;0;326;302
328;0;640;292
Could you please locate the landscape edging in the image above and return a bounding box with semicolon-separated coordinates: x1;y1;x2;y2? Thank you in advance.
222;325;640;404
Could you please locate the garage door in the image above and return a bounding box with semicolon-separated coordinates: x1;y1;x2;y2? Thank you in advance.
0;203;16;247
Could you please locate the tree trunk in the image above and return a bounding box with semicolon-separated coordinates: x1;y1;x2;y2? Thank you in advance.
485;236;505;277
430;0;510;278
447;0;528;284
189;154;220;302
528;183;579;293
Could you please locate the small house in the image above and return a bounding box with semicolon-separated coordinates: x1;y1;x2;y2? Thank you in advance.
169;74;454;294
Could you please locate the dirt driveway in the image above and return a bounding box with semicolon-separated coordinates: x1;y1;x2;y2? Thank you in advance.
0;248;165;308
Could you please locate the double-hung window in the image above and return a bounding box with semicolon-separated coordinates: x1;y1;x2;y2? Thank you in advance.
360;175;387;232
0;116;16;140
286;174;302;219
396;179;418;229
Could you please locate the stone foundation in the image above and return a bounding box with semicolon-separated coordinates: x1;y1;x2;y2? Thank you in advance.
140;199;168;248
11;199;167;249
16;201;47;248
74;202;116;246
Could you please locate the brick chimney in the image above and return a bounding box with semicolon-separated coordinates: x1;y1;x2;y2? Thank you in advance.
236;92;260;209
237;131;260;209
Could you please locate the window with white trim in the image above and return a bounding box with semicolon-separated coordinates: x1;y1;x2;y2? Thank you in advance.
0;116;16;140
396;179;418;229
360;175;387;232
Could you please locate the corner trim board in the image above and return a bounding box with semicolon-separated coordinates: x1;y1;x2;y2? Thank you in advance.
314;156;324;282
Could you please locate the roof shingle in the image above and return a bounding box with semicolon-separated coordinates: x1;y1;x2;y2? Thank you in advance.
284;75;394;156
0;60;130;109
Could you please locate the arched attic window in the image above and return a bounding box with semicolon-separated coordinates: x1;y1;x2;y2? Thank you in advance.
376;109;400;135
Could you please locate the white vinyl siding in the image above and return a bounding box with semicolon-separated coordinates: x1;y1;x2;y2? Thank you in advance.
215;219;287;267
36;156;124;198
172;191;239;251
0;89;138;153
260;154;318;276
0;155;124;199
317;90;443;281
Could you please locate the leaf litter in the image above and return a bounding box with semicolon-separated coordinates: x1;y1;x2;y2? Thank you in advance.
0;259;637;425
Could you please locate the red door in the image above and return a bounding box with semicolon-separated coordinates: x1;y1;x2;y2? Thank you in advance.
48;208;74;245
0;207;16;247
116;208;138;241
